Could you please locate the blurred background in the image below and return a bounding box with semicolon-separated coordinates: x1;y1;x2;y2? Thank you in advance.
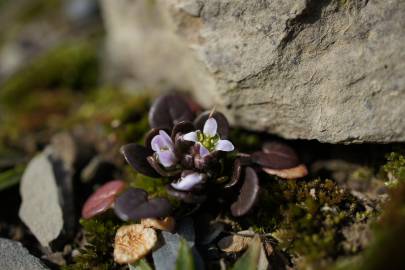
0;1;404;269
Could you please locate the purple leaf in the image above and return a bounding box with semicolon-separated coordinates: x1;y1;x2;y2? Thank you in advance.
120;144;159;177
146;156;181;177
114;188;172;221
166;185;207;204
251;142;300;169
171;121;195;141
149;93;194;130
230;167;260;217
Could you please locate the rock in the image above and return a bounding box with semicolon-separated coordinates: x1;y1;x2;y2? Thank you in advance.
0;238;49;270
152;229;204;270
51;132;94;172
176;217;195;247
64;0;100;25
342;222;373;253
152;231;183;270
18;147;75;248
217;231;253;253
101;0;405;143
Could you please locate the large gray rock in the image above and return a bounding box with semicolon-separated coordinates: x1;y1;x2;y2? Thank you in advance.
0;238;49;270
19;147;75;248
101;0;405;143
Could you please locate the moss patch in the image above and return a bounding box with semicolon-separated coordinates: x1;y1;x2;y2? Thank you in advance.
63;217;122;270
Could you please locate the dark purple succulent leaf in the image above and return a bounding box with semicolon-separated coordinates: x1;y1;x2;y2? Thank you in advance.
230;166;260;217
236;153;253;166
180;154;194;169
128;197;172;220
120;144;160;177
251;142;300;169
144;128;161;151
149;93;195;130
174;133;194;158
171;121;195;141
166;185;207;204
114;188;172;220
113;188;148;221
194;150;219;171
194;111;230;138
224;158;243;189
146;155;182;177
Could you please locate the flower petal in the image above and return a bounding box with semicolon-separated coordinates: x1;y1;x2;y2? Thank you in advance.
157;151;177;168
159;130;173;149
215;140;234;152
151;135;164;152
151;131;173;152
199;144;210;157
203;117;217;137
183;131;197;142
171;172;203;191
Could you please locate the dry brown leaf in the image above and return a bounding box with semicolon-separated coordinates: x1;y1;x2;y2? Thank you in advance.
141;216;176;232
263;164;308;179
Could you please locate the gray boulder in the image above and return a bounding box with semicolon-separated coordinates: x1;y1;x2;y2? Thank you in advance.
0;238;49;270
101;0;405;143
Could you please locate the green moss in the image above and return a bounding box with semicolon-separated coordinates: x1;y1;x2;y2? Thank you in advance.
0;42;98;107
0;165;25;191
0;42;99;142
69;88;151;143
16;0;61;24
383;152;405;187
247;176;367;268
331;182;405;270
63;217;122;270
125;166;167;197
228;129;261;153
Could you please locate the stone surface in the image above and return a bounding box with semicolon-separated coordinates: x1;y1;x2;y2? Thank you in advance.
217;231;253;253
101;0;405;143
18;147;75;248
152;224;204;270
0;238;49;270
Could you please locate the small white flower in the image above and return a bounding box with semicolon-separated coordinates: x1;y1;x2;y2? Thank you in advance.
183;117;234;157
171;171;204;191
151;130;177;167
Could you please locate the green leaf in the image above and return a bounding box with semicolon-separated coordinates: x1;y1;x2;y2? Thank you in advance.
232;236;262;270
129;259;153;270
175;239;195;270
0;165;24;191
